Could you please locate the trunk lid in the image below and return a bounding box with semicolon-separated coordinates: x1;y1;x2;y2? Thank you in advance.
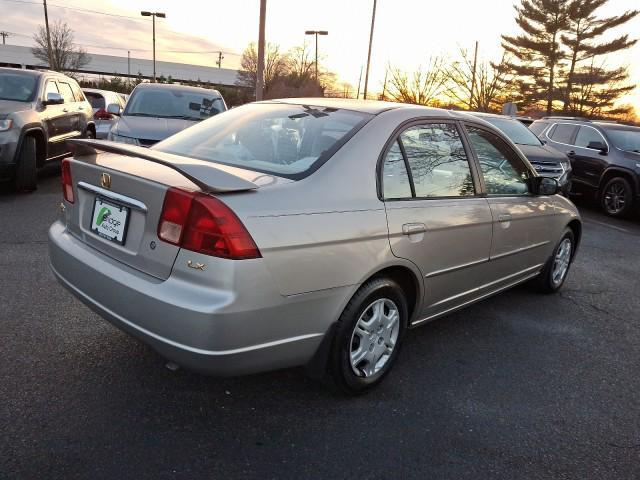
64;140;272;280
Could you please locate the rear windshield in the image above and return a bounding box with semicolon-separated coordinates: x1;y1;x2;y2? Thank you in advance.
124;87;226;120
0;72;37;102
483;117;542;146
85;92;105;110
154;103;373;179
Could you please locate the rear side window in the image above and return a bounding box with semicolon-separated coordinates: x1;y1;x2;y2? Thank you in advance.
58;82;75;103
549;123;578;144
85;92;105;109
528;121;549;136
466;126;530;195
382;141;412;199
399;123;475;197
70;82;85;102
44;80;59;97
575;126;606;149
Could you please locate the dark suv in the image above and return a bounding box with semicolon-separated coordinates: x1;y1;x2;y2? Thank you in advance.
0;67;95;191
530;117;640;217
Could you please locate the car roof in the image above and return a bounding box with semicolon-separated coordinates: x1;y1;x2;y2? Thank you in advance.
262;97;476;118
0;67;46;77
133;82;222;96
82;88;119;96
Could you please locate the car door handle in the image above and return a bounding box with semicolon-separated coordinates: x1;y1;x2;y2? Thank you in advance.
402;223;426;235
498;214;512;223
78;106;84;110
62;108;69;112
567;150;576;157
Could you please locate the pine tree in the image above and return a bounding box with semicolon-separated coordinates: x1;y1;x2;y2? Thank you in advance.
561;0;638;113
502;0;569;114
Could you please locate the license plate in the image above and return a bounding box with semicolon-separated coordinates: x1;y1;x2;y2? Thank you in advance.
91;198;130;245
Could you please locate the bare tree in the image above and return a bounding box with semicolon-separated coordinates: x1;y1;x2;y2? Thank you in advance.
236;42;290;95
385;57;447;105
32;20;90;72
444;49;514;112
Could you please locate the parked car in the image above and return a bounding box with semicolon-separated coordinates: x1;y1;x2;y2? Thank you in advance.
82;88;127;139
49;99;581;393
107;83;226;147
530;116;640;217
0;67;94;191
468;112;572;194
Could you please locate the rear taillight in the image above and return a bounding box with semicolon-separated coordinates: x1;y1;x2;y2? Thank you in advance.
61;159;74;203
158;187;260;259
94;108;113;120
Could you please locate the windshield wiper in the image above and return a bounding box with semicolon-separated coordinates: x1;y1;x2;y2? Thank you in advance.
126;112;156;117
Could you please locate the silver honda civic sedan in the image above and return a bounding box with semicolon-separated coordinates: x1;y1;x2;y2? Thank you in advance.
49;98;581;393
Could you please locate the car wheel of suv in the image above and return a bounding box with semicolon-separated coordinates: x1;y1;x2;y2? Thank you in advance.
86;129;95;139
13;135;37;192
327;277;407;394
535;228;575;293
601;177;633;217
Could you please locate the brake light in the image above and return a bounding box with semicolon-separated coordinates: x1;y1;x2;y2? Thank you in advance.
158;188;260;259
94;108;113;120
61;159;74;203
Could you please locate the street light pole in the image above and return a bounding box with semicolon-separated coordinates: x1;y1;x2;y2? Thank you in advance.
305;30;328;82
363;0;377;100
256;0;266;101
141;11;166;82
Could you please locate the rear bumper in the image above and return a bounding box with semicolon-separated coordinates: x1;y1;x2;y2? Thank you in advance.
49;220;346;376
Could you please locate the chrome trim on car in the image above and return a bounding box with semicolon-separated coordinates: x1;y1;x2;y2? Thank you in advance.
544;122;611;152
490;240;550;261
425;257;489;278
78;181;148;212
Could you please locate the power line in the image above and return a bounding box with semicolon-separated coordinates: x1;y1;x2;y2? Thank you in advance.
0;0;151;22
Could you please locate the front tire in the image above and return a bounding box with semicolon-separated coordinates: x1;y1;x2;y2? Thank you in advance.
327;277;408;394
535;228;575;293
601;177;633;217
13;135;37;192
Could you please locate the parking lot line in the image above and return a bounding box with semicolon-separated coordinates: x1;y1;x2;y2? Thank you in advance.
583;217;630;234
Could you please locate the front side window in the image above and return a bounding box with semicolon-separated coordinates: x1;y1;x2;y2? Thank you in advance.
399;123;475;198
575;126;606;149
44;80;59;98
382;140;412;199
549;123;578;144
606;128;640;152
466;126;530;195
156;103;372;179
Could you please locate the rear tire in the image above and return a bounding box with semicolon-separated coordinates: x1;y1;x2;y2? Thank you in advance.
326;277;408;395
600;177;633;217
13;135;37;192
535;228;575;293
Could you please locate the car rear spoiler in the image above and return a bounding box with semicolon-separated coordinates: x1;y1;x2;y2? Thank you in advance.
66;139;259;193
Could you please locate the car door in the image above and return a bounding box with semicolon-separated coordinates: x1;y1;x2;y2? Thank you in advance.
570;126;609;188
382;121;494;320
57;80;83;140
69;80;91;134
41;79;68;158
464;124;554;285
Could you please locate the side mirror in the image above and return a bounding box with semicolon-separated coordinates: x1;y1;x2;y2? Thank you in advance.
43;92;64;106
106;103;122;116
587;140;608;154
530;176;559;196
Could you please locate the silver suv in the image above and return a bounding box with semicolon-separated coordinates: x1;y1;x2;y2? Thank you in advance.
0;67;94;191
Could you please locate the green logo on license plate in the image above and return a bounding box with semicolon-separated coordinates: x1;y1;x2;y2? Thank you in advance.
95;206;111;227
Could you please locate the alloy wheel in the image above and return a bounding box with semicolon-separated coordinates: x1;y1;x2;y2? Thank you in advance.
551;238;572;287
603;181;627;215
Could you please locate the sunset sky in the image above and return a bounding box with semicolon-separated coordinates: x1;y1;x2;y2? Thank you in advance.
2;0;639;106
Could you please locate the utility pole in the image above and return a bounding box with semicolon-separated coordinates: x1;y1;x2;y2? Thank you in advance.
356;65;363;99
381;68;388;100
127;50;130;77
216;51;224;68
256;0;266;101
362;0;377;100
140;10;166;82
42;0;54;69
0;31;10;45
305;30;328;83
470;40;479;109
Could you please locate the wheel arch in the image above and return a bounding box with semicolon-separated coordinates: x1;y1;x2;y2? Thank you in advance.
599;167;638;195
567;219;582;259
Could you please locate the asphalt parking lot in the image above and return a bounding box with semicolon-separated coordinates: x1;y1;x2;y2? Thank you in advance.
1;163;640;480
